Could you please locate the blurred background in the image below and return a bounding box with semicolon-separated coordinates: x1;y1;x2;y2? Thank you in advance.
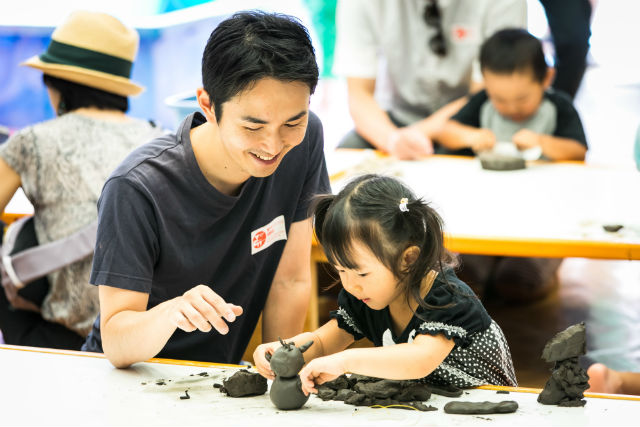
1;0;639;167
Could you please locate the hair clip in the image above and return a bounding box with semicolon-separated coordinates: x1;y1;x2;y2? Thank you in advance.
399;197;409;212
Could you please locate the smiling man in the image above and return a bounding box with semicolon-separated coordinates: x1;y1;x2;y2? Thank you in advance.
81;11;330;367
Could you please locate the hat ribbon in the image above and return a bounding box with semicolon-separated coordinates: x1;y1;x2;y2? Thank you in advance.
39;40;132;78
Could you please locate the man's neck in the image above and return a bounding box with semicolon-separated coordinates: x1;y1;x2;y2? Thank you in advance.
190;122;248;196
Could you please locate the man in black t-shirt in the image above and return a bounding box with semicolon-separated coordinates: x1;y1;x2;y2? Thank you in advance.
82;12;330;366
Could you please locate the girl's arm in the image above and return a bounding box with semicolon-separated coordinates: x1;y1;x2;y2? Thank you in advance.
253;318;354;379
299;333;455;394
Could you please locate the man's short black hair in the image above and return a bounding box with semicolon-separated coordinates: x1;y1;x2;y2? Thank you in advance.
201;10;319;122
480;28;547;83
43;75;128;114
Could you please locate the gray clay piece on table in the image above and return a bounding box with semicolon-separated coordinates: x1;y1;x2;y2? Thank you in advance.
316;374;437;411
443;400;518;414
538;322;589;406
479;152;526;171
220;369;268;397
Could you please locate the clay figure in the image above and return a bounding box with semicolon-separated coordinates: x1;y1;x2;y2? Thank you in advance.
537;323;589;407
220;369;268;397
265;338;314;410
444;400;518;414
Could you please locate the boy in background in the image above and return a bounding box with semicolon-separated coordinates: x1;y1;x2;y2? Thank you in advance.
437;29;589;302
437;28;588;161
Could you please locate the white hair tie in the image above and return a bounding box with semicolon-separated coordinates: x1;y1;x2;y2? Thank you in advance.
399;197;409;212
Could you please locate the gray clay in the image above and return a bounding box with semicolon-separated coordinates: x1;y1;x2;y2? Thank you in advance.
269;376;310;410
317;374;436;411
443;400;518;414
354;380;403;399
538;323;589;406
479;152;526;171
542;323;586;362
221;369;268;397
266;338;314;410
427;383;464;397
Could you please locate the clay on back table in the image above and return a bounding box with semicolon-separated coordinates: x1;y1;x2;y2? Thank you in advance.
478;151;526;171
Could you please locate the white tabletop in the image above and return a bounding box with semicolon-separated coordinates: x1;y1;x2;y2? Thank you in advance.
1;345;638;426
326;150;640;259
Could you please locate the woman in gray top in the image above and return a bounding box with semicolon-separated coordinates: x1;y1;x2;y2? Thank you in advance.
0;11;161;349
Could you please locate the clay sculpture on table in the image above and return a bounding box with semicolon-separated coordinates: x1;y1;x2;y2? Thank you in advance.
537;322;590;407
220;369;268;397
317;374;438;411
265;338;314;410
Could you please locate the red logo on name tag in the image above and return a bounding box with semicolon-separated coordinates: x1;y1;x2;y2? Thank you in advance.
250;215;287;255
253;231;267;249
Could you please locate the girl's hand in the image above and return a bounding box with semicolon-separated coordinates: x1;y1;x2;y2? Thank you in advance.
253;341;283;380
298;353;348;395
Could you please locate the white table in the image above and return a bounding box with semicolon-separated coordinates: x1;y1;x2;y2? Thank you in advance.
1;345;638;426
324;150;640;260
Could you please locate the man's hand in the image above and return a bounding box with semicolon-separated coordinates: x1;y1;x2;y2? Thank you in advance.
512;129;542;150
469;128;497;153
298;353;348;395
169;284;243;335
386;127;434;160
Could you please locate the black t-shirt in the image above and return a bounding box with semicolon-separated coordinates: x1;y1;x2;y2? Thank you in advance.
82;112;331;363
442;89;588;157
330;269;517;387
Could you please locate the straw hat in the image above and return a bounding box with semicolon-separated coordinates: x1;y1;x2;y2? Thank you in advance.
22;10;144;96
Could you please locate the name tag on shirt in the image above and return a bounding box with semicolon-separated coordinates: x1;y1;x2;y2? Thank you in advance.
251;215;287;255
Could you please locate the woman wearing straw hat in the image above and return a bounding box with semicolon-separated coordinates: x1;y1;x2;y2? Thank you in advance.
0;11;161;349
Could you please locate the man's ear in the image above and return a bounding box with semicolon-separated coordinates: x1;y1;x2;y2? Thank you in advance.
543;67;556;90
401;246;420;268
196;87;217;124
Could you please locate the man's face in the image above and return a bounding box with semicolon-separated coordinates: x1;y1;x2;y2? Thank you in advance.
483;70;547;123
216;77;311;179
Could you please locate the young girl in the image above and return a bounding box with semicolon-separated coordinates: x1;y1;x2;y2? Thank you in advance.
254;174;517;393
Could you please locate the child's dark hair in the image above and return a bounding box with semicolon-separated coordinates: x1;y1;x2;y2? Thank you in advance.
313;174;458;312
201;10;319;122
43;75;128;114
480;28;547;83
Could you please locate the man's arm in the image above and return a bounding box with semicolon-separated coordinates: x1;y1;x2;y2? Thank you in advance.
261;218;314;342
99;284;243;368
347;77;397;151
347;77;433;160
